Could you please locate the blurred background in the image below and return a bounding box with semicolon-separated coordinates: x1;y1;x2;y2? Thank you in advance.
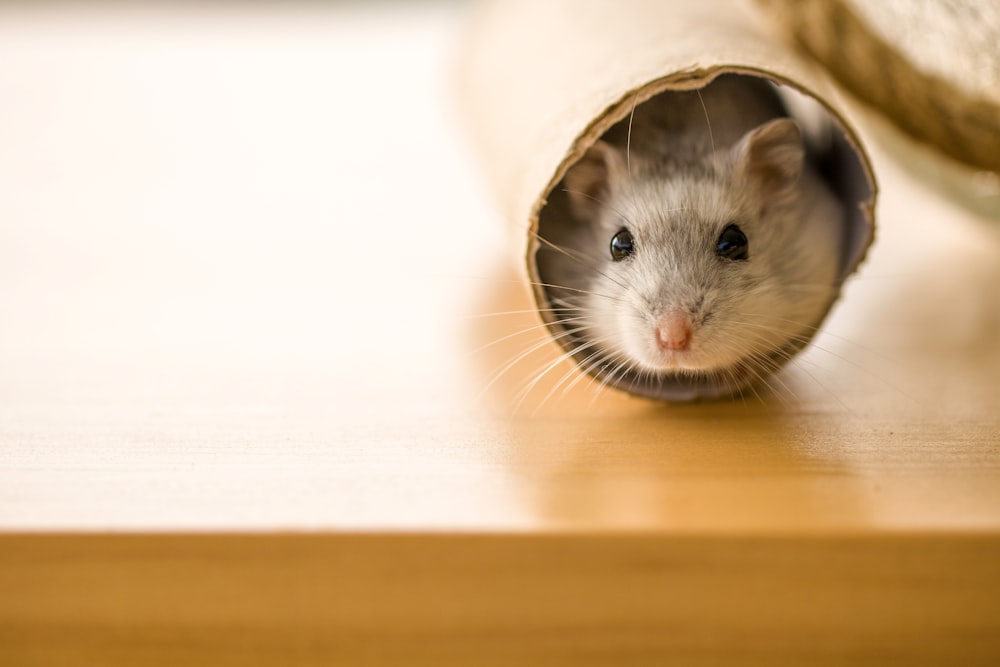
0;1;501;409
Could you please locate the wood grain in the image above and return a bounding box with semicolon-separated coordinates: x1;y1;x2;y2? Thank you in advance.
2;533;1000;667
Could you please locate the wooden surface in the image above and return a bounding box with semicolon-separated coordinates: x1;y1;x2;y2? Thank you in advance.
1;3;999;665
3;534;1000;667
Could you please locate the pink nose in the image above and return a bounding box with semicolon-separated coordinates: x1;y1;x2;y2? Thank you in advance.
656;312;692;351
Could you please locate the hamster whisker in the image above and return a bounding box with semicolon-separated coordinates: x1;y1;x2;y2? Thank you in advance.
728;354;793;407
720;365;759;407
524;280;629;306
534;231;634;293
463;307;587;320
623;90;643;217
786;358;862;418
477;322;591;404
538;359;591;410
468;316;588;357
740;282;836;299
564;344;627;407
738;311;898;362
774;282;842;291
720;366;753;409
729;314;918;401
646;364;678;398
702;360;755;403
584;337;637;387
716;318;810;345
513;334;612;414
735;366;780;406
712;326;869;414
597;354;643;399
695;89;717;156
720;332;816;381
713;314;854;406
785;342;918;415
558;347;614;401
755;361;801;406
539;344;619;411
536;327;629;399
783;348;922;409
557;188;637;231
556;341;629;406
626;91;638;181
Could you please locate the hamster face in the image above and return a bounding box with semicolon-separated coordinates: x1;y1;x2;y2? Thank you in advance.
545;118;844;389
582;176;835;378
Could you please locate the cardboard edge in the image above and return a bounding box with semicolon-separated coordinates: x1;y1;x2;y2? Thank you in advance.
527;65;878;401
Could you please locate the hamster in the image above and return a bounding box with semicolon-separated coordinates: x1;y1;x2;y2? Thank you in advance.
536;74;846;399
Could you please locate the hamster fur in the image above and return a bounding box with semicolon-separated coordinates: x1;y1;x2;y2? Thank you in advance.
537;75;846;398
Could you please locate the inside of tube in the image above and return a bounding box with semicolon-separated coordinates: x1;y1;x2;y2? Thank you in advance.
533;72;874;401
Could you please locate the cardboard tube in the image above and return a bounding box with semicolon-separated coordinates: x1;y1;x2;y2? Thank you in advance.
457;0;877;401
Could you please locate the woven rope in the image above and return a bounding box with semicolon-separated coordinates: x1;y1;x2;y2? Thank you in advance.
760;0;1000;172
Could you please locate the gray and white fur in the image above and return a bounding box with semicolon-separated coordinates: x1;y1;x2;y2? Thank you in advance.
537;74;846;398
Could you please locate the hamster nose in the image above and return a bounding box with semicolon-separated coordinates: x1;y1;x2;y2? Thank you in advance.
656;311;692;351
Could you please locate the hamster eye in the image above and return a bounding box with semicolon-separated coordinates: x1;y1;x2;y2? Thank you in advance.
610;228;635;261
716;224;749;261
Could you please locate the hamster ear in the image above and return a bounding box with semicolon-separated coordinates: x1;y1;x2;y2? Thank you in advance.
563;141;626;220
733;118;804;201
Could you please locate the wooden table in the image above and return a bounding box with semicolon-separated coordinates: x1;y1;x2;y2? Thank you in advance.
1;4;998;665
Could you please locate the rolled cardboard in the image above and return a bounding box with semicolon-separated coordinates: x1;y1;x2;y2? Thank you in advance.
457;0;877;401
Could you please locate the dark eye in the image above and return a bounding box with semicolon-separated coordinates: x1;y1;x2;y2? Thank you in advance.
716;224;749;261
610;228;635;261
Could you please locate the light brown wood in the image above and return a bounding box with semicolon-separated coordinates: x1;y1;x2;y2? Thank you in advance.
0;4;998;665
2;534;1000;667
